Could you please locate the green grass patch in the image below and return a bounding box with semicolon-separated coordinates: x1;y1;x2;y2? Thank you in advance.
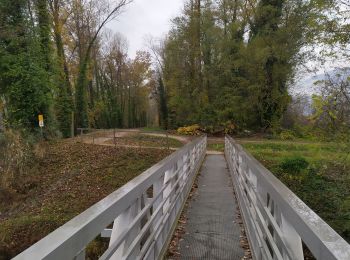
240;139;350;243
207;143;225;152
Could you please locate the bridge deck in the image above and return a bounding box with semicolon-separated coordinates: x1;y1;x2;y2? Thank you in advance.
177;154;244;259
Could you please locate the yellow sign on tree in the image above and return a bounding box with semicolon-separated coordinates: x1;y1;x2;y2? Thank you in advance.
38;114;44;128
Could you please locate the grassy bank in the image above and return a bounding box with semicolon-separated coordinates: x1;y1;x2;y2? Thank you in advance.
207;138;225;152
0;141;171;259
239;139;350;243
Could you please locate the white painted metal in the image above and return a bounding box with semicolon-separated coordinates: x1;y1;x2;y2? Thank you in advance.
13;136;207;260
101;229;112;238
225;135;350;260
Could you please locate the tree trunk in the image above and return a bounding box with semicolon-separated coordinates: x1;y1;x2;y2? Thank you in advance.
0;111;3;131
51;0;74;137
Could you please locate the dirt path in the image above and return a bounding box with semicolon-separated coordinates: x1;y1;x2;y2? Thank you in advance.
76;130;224;154
141;132;191;144
75;129;191;149
76;130;139;145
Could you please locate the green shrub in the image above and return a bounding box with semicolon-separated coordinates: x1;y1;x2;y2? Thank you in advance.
200;125;214;134
279;156;309;174
224;121;236;135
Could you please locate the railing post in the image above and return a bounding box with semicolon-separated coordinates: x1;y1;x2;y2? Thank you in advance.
280;214;304;260
161;166;175;243
153;175;165;257
113;128;116;148
169;163;178;225
163;168;173;216
188;146;194;172
109;198;141;259
182;152;190;193
73;248;85;260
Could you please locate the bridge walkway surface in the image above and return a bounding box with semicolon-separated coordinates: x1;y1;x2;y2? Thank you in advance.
177;154;244;259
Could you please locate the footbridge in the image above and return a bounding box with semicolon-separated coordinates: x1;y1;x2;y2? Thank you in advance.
13;136;350;260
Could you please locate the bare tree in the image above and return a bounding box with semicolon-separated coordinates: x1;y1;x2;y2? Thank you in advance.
313;69;350;135
74;0;133;128
145;35;166;73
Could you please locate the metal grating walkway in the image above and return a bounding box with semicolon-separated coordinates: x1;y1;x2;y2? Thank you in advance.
177;155;244;260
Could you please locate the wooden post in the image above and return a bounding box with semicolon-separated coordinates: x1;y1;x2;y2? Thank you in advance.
80;128;83;143
166;130;169;151
71;112;75;138
114;128;116;148
0;97;4;132
0;110;4;132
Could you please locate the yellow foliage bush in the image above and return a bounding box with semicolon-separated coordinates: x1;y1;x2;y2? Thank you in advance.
224;121;236;134
279;130;296;140
177;124;201;136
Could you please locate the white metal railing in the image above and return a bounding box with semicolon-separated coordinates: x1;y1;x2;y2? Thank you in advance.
13;136;207;260
225;135;350;260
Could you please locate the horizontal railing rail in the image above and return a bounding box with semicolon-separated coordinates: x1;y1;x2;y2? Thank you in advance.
13;136;207;260
225;135;350;260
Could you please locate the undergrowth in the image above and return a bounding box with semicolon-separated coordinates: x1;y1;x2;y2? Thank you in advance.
242;140;350;243
0;141;171;259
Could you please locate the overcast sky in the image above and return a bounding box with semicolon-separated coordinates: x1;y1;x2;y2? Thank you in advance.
107;0;185;58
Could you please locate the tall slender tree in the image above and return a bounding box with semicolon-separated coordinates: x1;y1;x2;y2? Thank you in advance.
0;0;52;129
74;0;133;129
49;0;74;137
157;74;168;129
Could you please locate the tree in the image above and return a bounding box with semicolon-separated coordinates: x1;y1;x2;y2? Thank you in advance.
73;0;133;129
247;0;293;129
84;33;153;129
49;0;74;137
163;1;204;127
91;33;128;128
0;0;53;129
312;70;350;138
162;0;326;132
157;75;168;129
36;0;52;71
125;51;153;128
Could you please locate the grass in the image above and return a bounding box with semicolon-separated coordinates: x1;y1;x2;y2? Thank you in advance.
207;143;225;152
239;139;350;244
207;137;225;152
0;141;171;259
104;133;183;148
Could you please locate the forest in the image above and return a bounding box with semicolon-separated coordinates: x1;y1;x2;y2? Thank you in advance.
0;0;155;139
159;0;350;137
0;0;349;139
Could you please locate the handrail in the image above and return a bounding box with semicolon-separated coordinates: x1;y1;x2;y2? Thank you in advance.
225;135;350;260
13;136;207;260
